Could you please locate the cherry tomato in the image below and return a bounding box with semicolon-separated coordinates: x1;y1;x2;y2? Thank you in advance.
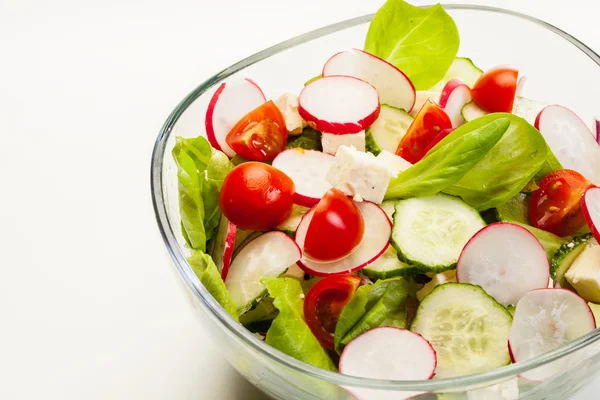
396;99;452;164
530;169;593;237
303;189;364;262
423;127;454;155
219;162;295;231
471;66;518;113
226;100;288;162
304;274;362;350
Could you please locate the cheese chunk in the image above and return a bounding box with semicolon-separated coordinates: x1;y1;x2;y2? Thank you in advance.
274;92;307;136
326;145;392;204
376;150;412;177
321;131;365;154
565;243;600;303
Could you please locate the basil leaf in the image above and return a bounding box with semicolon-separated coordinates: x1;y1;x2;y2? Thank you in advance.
188;251;238;321
439;114;547;211
262;277;337;371
364;0;459;90
385;118;510;200
334;277;420;353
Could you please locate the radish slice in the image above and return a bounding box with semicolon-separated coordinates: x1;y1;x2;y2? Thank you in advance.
210;216;237;280
582;187;600;243
298;76;380;135
295;202;391;276
535;105;600;185
508;288;596;380
339;327;435;400
322;49;415;113
272;149;334;207
438;79;472;128
205;79;266;157
457;222;550;307
595;117;600;146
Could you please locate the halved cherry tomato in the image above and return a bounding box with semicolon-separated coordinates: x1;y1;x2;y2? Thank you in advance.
395;99;452;164
219;162;295;231
423;127;455;155
304;274;362;350
530;169;594;237
303;189;364;261
226;100;288;162
471;66;518;113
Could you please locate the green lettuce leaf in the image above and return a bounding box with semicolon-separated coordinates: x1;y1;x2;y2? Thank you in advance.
385;118;510;200
172;136;233;251
262;277;336;371
286;127;322;151
333;277;420;353
364;0;459;90
437;113;548;211
188;251;238;321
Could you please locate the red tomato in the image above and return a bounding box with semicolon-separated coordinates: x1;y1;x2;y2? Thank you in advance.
471;66;518;113
219;162;295;231
396;99;452;164
530;169;593;237
304;274;362;350
303;189;364;262
423;127;454;155
225;100;288;162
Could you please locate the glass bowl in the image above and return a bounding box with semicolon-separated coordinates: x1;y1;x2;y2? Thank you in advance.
151;5;600;399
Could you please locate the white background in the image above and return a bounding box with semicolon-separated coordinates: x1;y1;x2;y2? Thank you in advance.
1;0;599;399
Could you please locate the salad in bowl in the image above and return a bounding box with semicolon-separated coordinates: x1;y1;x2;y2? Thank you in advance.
164;0;600;396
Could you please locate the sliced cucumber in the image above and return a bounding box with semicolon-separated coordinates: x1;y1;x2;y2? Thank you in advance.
380;199;397;221
276;204;310;236
225;231;301;313
365;105;413;155
429;57;483;91
410;283;513;378
550;233;593;288
391;194;486;273
361;246;422;280
461;101;488;122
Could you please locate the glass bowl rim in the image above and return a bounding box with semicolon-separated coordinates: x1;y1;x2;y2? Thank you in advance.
151;4;600;391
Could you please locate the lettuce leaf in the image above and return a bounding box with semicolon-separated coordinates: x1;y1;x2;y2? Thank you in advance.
364;0;459;90
334;277;420;353
286;127;322;151
172;136;233;251
188;251;238;321
262;277;336;371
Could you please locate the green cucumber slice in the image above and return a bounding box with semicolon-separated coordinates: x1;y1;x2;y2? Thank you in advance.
362;246;422;280
365;105;413;155
551;233;594;287
429;57;483;91
276;204;309;236
410;283;513;378
461;101;488;122
391;194;486;273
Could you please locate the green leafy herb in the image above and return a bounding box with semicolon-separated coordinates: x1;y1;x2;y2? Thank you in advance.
172;136;233;251
188;251;238;321
333;277;420;353
364;0;460;90
262;277;336;371
438;114;548;211
385;118;510;200
286;127;322;151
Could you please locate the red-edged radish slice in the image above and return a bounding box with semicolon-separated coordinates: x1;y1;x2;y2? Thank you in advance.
205;79;266;157
225;231;301;312
516;75;527;96
322;49;415;113
210;217;237;280
438;79;472;128
298;75;380;135
582;186;600;243
595;117;600;146
508;288;596;380
457;222;550;307
272;148;334;207
339;327;435;400
535;105;600;185
295;202;390;276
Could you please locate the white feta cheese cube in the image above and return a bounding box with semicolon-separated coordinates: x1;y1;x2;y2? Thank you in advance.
376;150;412;177
326;145;392;204
565;243;600;303
274;92;306;135
321;131;365;155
